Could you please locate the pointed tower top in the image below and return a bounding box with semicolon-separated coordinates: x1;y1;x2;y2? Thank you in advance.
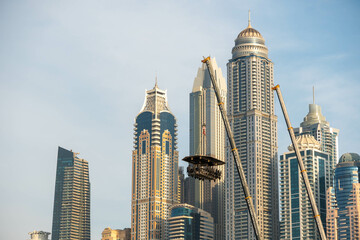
248;10;252;28
313;86;315;104
154;74;158;89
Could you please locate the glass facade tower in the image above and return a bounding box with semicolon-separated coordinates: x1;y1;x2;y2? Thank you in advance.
189;58;226;240
131;83;179;240
326;153;360;239
280;134;329;239
226;17;278;239
168;203;214;240
51;147;90;240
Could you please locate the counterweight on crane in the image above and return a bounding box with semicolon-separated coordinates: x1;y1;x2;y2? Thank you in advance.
272;84;327;240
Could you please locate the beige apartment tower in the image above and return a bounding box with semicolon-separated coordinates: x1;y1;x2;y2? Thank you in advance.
226;14;279;239
131;83;179;240
189;58;226;239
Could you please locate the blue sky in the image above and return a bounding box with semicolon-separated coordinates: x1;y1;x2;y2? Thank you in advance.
0;0;359;239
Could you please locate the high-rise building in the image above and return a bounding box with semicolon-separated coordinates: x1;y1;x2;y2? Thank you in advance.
326;187;338;239
226;15;278;239
326;153;360;239
178;167;185;203
280;134;329;239
294;101;339;185
131;83;179;240
168;203;214;240
101;227;131;240
347;183;360;240
189;57;226;239
28;231;50;240
183;175;196;207
51;147;90;240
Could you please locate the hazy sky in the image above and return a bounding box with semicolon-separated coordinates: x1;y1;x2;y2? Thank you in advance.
1;0;359;239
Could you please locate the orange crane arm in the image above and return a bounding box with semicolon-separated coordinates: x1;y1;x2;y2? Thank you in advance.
272;84;327;240
202;56;263;240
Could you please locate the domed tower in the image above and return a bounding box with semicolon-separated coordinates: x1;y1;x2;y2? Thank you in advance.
231;17;268;59
327;153;360;239
225;12;278;240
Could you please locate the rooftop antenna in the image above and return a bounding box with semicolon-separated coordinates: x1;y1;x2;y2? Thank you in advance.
313;86;315;104
155;72;158;88
248;10;252;28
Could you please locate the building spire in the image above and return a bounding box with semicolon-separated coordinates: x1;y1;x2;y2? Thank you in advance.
313;86;315;104
154;73;158;89
248;10;252;28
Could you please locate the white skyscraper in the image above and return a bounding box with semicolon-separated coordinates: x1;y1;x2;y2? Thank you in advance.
225;15;279;239
189;58;226;240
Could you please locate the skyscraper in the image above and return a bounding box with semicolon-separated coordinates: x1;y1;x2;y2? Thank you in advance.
131;83;179;240
178;167;185;203
326;153;360;239
280;134;329;239
326;187;338;239
51;147;90;240
183;174;196;207
189;58;226;240
226;15;278;239
347;183;360;239
168;203;214;240
294;100;339;185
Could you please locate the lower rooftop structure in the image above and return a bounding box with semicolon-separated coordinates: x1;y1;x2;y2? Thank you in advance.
28;231;50;240
168;203;214;240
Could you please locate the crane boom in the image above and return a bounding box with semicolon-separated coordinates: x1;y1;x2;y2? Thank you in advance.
202;57;263;240
272;84;327;240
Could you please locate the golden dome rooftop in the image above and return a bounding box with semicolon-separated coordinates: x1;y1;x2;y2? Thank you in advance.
237;24;264;39
232;11;268;59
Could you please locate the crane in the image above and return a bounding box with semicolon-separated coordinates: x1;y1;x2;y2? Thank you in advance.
200;56;263;240
272;85;327;240
195;57;326;240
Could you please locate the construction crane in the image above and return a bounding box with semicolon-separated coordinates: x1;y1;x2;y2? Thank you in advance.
184;56;327;240
272;85;327;240
199;56;263;240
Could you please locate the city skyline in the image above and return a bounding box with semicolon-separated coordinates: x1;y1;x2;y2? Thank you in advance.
1;1;360;239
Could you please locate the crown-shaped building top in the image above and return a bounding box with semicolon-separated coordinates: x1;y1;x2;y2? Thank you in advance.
288;133;321;151
140;81;170;116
